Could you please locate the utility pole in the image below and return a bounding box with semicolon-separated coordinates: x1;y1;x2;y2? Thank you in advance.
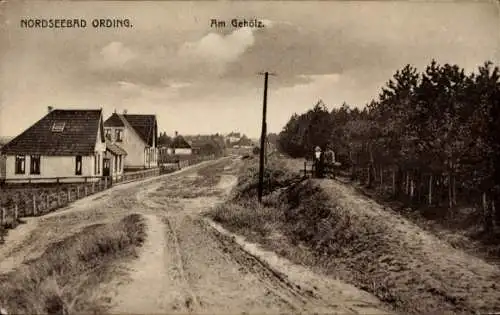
257;71;275;203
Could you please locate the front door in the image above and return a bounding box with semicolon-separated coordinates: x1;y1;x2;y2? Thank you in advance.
103;158;111;177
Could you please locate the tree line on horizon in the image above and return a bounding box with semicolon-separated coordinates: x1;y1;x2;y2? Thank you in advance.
157;131;257;156
277;60;500;233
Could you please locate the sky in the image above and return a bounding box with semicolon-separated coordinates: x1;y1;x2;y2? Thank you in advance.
0;1;499;139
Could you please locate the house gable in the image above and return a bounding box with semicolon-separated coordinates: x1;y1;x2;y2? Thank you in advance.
122;114;157;147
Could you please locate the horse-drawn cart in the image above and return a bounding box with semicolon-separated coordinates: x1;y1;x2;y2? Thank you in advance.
302;159;341;179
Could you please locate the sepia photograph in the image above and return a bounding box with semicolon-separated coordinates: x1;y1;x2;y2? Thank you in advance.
0;0;500;314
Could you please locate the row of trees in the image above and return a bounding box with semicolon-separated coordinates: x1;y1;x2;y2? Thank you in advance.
277;60;500;232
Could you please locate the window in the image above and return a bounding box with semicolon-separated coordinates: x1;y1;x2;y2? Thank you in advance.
51;122;66;132
115;129;123;142
96;154;100;174
119;155;122;170
105;129;112;141
30;155;41;175
75;155;82;175
94;153;98;174
15;155;25;174
114;156;118;173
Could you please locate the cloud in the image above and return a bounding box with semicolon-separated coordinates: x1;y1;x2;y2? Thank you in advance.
93;41;136;69
164;81;192;89
179;27;256;68
298;74;341;84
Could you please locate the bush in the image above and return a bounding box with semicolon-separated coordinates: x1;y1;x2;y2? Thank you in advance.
0;214;146;315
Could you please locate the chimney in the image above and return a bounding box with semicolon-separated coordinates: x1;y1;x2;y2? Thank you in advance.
123;109;128;114
47;106;53;113
114;109;117;114
175;131;178;137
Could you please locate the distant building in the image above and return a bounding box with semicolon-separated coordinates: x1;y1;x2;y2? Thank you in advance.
226;132;242;144
169;131;192;155
0;108;109;183
104;111;158;171
190;138;222;156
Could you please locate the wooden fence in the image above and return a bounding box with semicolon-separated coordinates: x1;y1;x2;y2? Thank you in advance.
302;160;339;179
0;177;112;228
0;154;218;229
113;168;160;185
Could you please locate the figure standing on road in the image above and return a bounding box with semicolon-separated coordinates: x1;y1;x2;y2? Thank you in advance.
314;146;325;178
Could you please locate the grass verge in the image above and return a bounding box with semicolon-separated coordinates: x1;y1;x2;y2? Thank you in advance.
208;155;500;315
0;213;146;315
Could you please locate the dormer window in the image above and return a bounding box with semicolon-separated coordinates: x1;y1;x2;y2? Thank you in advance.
115;129;123;142
105;128;112;140
51;122;66;132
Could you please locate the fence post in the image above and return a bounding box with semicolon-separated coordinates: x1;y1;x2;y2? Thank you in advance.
76;186;80;199
104;177;108;189
14;204;18;221
32;194;37;216
92;181;95;193
46;194;50;211
57;191;61;207
68;189;71;203
1;208;5;226
85;185;88;197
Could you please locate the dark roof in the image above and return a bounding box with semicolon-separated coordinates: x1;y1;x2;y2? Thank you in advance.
106;141;127;156
103;113;124;127
171;135;191;149
104;113;157;146
1;109;105;156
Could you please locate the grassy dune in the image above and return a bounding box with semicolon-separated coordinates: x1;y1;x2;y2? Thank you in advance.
209;155;500;315
0;213;146;315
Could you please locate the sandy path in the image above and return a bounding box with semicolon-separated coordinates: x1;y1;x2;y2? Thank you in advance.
1;156;393;314
0;159;227;275
110;214;176;314
109;157;394;314
207;219;392;315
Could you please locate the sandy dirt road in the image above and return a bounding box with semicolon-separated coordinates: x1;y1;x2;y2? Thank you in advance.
0;157;393;314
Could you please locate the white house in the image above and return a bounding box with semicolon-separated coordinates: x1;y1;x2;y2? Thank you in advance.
226;132;241;144
0;108;111;183
103;111;158;171
169;132;192;155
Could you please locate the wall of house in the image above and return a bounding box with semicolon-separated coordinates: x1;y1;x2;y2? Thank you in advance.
105;126;144;169
94;122;107;177
4;155;98;181
0;155;6;179
105;126;159;169
173;148;192;155
95;123;107;153
161;148;191;155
